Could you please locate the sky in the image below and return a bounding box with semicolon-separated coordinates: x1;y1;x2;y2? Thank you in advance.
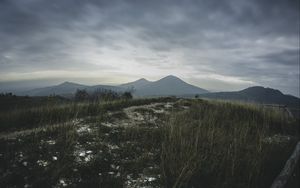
0;0;299;96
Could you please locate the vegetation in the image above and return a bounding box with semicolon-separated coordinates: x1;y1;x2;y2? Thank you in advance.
75;89;133;102
0;93;68;112
0;97;298;187
74;89;89;101
161;100;298;188
0;97;175;132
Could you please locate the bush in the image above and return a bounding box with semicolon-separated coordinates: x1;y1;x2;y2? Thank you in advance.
75;89;89;101
122;92;133;100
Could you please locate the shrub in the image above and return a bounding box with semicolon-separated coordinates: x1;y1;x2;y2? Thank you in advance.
75;89;89;101
122;92;133;100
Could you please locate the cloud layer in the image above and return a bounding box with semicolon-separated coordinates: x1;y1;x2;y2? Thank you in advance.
0;0;299;96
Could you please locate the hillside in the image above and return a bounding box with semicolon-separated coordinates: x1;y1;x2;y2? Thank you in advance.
200;86;300;108
119;78;151;89
0;98;298;187
21;82;88;96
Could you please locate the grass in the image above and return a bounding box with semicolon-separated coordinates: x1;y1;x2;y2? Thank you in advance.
0;123;77;187
161;99;298;188
0;95;69;112
0;97;177;132
0;98;298;187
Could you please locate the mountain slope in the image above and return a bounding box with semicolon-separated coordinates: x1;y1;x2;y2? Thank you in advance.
119;78;152;90
130;75;209;96
22;82;123;96
21;82;88;96
200;86;300;108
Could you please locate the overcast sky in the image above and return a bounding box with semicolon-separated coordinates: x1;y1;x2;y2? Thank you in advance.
0;0;299;96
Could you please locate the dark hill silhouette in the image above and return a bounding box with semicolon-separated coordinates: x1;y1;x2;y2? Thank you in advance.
200;86;300;108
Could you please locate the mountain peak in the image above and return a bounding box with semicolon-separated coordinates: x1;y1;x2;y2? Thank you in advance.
120;75;208;96
241;86;283;95
138;75;208;96
60;81;72;85
119;78;151;88
164;75;179;79
136;78;149;82
159;75;182;82
57;82;87;89
59;81;78;86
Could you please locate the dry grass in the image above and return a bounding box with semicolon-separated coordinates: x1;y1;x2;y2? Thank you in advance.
161;99;298;188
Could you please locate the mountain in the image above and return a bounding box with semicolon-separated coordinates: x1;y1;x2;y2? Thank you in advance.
200;86;300;108
120;78;151;89
21;82;88;96
21;82;123;96
120;75;209;96
19;75;209;97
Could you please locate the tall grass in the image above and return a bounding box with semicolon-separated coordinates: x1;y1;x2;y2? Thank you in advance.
161;99;298;188
1;98;298;187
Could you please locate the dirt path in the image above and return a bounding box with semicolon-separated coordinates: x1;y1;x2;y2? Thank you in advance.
101;102;175;128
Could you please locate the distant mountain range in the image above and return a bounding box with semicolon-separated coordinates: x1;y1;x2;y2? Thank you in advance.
19;82;123;97
6;75;299;108
20;82;87;96
120;75;208;96
19;75;208;97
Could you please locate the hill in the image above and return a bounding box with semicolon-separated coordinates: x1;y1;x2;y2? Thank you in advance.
21;82;88;96
200;86;300;108
20;82;124;97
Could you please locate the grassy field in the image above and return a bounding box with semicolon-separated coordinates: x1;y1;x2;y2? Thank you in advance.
0;98;298;187
0;97;176;133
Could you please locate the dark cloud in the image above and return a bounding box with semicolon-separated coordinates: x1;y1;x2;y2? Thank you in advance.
256;49;299;66
0;0;299;96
